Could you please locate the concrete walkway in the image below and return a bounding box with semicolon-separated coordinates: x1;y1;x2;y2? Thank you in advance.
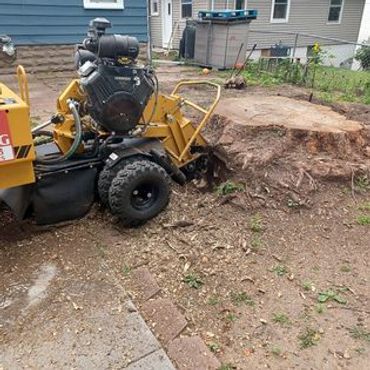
0;220;176;369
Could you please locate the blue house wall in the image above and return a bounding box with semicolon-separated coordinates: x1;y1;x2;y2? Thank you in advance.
0;0;147;45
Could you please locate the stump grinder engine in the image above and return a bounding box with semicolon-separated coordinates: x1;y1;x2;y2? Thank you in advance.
0;18;220;226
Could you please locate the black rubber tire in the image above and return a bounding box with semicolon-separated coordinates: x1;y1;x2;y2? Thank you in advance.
109;160;171;226
98;157;143;207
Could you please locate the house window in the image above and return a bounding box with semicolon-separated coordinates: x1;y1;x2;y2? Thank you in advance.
181;0;193;18
235;0;247;10
151;0;159;15
83;0;124;10
328;0;344;23
271;0;290;23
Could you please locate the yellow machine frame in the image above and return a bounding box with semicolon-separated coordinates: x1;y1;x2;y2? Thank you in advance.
0;66;35;189
142;81;221;167
53;80;86;154
1;66;221;190
52;79;221;168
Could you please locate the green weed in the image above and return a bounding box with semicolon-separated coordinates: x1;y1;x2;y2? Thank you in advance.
355;347;366;354
271;345;282;356
216;181;244;196
231;292;255;307
358;202;370;211
318;290;347;304
208;342;221;353
340;265;351;273
298;327;321;349
315;304;326;314
272;265;288;277
96;243;107;257
121;264;131;276
340;92;356;103
207;295;220;306
355;175;370;191
287;198;301;208
363;94;370;105
250;235;263;251
357;215;370;226
272;313;291;326
349;326;370;342
226;313;238;322
218;364;234;370
317;91;334;104
183;273;203;289
303;281;314;291
250;214;263;233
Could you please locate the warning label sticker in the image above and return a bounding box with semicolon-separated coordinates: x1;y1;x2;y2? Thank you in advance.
0;111;15;162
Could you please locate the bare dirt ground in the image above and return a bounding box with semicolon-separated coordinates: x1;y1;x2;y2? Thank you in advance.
1;64;370;369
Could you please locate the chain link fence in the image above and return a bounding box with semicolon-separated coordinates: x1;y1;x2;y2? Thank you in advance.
245;30;370;104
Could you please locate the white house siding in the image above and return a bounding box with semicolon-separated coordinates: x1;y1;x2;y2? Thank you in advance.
150;1;163;47
287;44;356;67
211;0;365;68
358;0;370;43
248;0;364;49
352;0;369;69
322;44;357;67
212;0;240;8
212;0;365;48
151;0;365;60
150;0;210;48
171;0;210;49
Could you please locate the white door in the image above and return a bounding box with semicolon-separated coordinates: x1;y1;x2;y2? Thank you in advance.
162;0;173;48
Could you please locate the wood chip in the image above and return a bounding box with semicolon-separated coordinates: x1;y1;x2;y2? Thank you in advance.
163;220;195;228
166;241;180;254
183;262;191;273
272;254;282;262
241;276;255;284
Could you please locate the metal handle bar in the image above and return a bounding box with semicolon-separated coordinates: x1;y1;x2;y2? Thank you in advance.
17;65;30;106
170;80;221;161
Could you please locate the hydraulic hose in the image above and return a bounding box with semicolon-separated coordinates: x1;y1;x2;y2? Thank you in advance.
35;99;83;165
140;71;159;134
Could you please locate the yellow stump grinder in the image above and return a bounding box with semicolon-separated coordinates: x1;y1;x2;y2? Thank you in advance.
0;18;220;226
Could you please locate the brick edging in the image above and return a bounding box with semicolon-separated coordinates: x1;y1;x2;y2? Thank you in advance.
129;266;221;370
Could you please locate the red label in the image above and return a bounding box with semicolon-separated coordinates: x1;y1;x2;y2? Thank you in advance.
0;111;15;162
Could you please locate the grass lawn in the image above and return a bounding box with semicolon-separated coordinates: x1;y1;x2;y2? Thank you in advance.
218;61;370;105
311;66;370;104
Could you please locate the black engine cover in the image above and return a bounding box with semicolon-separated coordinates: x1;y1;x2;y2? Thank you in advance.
80;64;154;133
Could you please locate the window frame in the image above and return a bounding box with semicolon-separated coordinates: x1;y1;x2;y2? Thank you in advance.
83;0;124;10
181;0;193;19
151;0;159;16
270;0;291;24
234;0;247;10
327;0;345;24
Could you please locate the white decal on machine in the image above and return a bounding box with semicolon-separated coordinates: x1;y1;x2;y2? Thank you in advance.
0;111;15;162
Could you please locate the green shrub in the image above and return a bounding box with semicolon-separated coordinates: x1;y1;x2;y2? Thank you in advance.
355;46;370;70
